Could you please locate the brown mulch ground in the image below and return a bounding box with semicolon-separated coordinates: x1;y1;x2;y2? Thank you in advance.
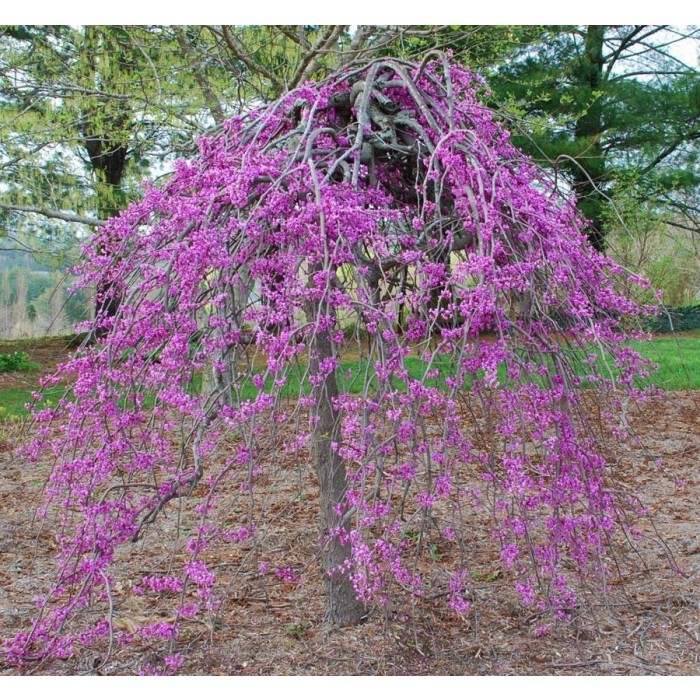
0;339;698;676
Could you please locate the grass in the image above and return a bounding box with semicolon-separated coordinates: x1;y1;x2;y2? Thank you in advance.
0;385;67;420
230;354;456;401
0;331;698;420
631;331;700;390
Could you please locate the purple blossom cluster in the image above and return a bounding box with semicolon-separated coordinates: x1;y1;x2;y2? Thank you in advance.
6;56;658;668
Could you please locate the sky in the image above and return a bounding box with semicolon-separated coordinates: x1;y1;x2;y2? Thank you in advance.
3;2;700;26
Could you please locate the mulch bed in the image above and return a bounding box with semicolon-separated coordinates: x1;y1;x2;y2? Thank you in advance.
0;340;698;675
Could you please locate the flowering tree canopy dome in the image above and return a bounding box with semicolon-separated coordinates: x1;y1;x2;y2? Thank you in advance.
8;55;657;669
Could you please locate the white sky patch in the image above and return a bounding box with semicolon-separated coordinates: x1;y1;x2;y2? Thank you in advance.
3;2;700;25
669;33;699;68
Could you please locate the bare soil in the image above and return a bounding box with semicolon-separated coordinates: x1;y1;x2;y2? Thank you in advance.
0;339;698;676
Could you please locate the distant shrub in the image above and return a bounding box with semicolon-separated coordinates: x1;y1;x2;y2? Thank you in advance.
0;351;39;373
648;304;700;333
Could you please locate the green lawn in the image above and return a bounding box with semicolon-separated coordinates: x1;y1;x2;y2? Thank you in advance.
631;331;700;390
0;385;67;421
1;332;698;420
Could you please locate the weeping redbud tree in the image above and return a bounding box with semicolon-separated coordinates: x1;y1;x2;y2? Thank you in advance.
9;55;658;668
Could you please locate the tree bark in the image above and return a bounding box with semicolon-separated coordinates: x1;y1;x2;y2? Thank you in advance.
82;26;132;331
307;293;365;627
83;136;128;334
573;25;607;252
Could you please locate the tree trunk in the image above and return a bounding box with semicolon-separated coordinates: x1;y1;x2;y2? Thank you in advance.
82;26;132;331
307;294;366;627
573;25;607;252
90;148;128;334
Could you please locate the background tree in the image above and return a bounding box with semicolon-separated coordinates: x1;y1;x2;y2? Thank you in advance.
0;25;251;330
0;26;245;246
490;25;700;250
